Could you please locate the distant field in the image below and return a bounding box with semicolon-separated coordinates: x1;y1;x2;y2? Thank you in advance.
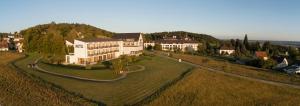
148;68;300;106
171;53;300;85
14;53;194;105
0;52;95;106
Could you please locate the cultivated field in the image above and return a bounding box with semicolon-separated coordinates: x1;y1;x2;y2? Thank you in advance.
14;54;194;105
148;68;300;106
171;53;300;85
0;52;96;106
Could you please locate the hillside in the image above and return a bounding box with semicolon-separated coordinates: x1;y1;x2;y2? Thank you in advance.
144;31;220;44
148;69;300;106
0;53;96;106
20;22;113;63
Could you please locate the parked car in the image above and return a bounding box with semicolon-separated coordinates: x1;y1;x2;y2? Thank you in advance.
284;65;300;74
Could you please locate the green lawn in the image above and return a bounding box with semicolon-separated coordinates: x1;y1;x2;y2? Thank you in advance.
38;62;120;80
14;54;194;105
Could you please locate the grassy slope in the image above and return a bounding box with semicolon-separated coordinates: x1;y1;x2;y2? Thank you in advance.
14;54;193;105
0;52;95;106
172;53;300;85
148;69;300;106
38;62;120;80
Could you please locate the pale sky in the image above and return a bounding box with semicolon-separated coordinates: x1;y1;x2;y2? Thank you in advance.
0;0;299;41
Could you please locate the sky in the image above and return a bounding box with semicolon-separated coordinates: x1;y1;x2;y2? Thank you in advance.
0;0;300;41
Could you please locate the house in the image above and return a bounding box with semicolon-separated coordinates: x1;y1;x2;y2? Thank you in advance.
255;51;268;60
112;33;143;55
144;41;155;49
151;35;199;52
65;38;123;65
15;41;24;53
0;40;8;51
218;45;235;55
273;57;288;69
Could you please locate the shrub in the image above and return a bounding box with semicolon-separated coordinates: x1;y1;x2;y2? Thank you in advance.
102;61;112;68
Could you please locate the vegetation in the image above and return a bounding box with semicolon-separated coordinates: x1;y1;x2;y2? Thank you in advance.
148;69;300;106
14;53;194;105
0;52;96;106
144;31;220;44
20;22;113;63
171;53;300;85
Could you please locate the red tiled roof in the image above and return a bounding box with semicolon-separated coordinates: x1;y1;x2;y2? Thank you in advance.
0;41;8;48
255;51;268;58
220;44;234;50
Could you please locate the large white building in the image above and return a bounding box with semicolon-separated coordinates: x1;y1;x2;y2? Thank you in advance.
144;35;199;52
65;33;143;65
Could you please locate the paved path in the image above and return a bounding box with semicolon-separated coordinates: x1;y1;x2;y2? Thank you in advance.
33;58;145;82
157;53;300;89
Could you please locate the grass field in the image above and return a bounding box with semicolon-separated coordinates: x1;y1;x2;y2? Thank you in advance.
170;53;300;85
148;68;300;106
38;62;120;80
0;52;96;106
14;53;194;105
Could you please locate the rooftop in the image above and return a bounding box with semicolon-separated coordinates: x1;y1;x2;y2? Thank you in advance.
76;38;120;43
112;33;141;41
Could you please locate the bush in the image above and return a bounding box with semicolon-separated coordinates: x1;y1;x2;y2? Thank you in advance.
102;61;112;68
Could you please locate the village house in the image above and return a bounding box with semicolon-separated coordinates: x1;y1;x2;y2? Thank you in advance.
0;40;8;51
272;56;289;69
218;45;235;55
255;51;268;60
65;33;143;65
145;35;199;52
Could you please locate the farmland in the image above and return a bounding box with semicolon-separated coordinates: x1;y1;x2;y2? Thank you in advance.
14;53;194;105
148;68;300;106
170;53;300;85
0;52;96;106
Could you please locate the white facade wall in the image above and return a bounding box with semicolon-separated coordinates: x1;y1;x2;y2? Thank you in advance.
144;42;155;48
161;43;198;52
219;50;235;55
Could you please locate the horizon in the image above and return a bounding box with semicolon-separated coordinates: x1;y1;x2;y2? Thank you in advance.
0;0;300;41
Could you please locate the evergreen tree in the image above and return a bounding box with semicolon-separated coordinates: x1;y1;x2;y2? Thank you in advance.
243;34;249;50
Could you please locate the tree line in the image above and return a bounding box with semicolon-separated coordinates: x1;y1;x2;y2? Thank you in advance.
20;22;113;64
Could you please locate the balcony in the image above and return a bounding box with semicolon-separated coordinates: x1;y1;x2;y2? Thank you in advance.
88;50;119;56
88;45;119;50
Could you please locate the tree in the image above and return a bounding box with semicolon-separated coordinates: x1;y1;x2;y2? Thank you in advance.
146;45;153;50
243;34;249;50
154;44;162;50
111;59;125;74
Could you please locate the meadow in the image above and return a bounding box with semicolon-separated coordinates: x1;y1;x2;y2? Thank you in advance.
0;52;96;106
14;53;194;105
171;53;300;85
148;68;300;106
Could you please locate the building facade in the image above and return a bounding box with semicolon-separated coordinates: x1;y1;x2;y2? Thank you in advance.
112;33;143;55
145;35;199;52
65;33;143;65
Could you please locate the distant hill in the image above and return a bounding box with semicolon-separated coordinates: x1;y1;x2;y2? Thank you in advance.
144;31;220;44
20;22;113;63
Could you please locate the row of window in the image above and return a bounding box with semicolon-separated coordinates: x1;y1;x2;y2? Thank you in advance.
88;48;119;56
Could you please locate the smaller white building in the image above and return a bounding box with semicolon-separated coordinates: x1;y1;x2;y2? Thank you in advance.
0;41;8;51
144;41;155;48
219;45;235;55
150;35;199;52
274;58;288;69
